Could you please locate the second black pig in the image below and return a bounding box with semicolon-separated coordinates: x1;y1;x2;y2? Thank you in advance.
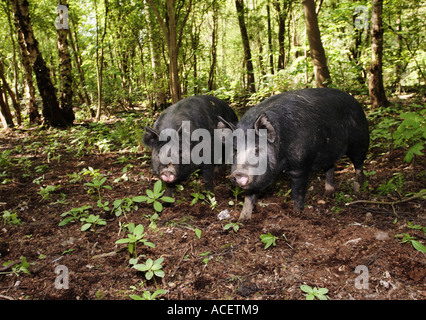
144;95;238;196
219;88;369;220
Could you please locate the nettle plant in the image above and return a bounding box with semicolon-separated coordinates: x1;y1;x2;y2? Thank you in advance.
115;223;155;258
139;180;175;213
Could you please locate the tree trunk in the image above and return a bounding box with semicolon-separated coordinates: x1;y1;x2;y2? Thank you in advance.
266;1;274;74
369;0;389;109
147;0;192;104
208;0;218;91
0;60;21;125
235;0;255;93
144;0;167;110
12;0;73;127
302;0;331;88
94;0;108;121
57;1;74;121
68;23;93;116
0;84;14;128
274;0;286;70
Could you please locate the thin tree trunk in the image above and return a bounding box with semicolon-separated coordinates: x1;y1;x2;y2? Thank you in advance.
235;0;255;93
266;0;274;74
0;60;21;125
208;0;218;91
68;24;93;116
302;0;331;88
144;0;166;110
12;0;73;127
95;0;108;121
274;0;286;70
57;1;73;121
147;0;192;104
0;84;14;128
369;0;389;109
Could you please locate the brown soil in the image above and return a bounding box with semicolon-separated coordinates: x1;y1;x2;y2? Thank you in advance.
0;125;425;301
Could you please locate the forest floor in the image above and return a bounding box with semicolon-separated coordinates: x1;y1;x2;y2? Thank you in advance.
0;105;425;301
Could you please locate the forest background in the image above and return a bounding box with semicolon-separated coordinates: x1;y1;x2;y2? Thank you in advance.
0;0;424;128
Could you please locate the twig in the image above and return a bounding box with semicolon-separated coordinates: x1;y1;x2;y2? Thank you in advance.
346;191;426;216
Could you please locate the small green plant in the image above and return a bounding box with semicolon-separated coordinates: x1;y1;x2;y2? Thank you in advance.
38;185;60;201
394;233;426;253
377;173;404;196
300;285;329;300
1;256;32;276
115;223;155;257
80;214;106;232
260;232;279;249
139;180;175;212
2;210;22;226
200;251;212;264
130;289;165;300
84;175;112;200
393;108;426;163
59;205;92;226
132;257;165;287
223;222;243;233
111;196;146;217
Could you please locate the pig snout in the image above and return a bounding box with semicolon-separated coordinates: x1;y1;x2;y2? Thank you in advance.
230;171;250;188
160;168;176;183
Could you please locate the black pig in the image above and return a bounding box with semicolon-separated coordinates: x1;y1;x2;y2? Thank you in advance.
144;95;238;196
219;88;369;220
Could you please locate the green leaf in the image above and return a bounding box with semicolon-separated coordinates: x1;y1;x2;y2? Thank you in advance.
154;270;165;278
153;201;163;212
145;270;154;280
115;238;131;244
300;285;313;294
81;223;91;231
194;228;202;239
411;240;426;253
153;180;163;196
133;224;145;236
132;195;149;202
146;189;154;199
161;196;175;203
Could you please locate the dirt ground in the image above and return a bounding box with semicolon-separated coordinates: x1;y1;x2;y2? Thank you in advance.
0;122;425;301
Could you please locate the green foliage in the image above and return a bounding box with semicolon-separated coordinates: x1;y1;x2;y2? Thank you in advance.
132;257;165;281
300;285;329;300
2;210;22;226
393;108;426;163
223;222;243;233
38;185;60;201
130;289;165;300
115;223;155;257
138;180;175;213
59;205;92;226
259;232;279;249
85;175;112;200
376;173;404;196
395;233;426;253
80;214;106;232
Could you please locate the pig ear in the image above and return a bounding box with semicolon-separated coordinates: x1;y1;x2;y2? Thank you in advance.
217;116;236;131
143;126;160;147
254;113;276;143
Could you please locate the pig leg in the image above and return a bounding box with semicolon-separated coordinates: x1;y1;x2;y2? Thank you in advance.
353;167;365;193
239;193;258;221
324;167;335;197
164;185;174;198
289;172;309;212
202;166;215;192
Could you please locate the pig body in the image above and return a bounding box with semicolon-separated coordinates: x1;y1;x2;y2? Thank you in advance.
144;95;238;196
221;88;369;220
